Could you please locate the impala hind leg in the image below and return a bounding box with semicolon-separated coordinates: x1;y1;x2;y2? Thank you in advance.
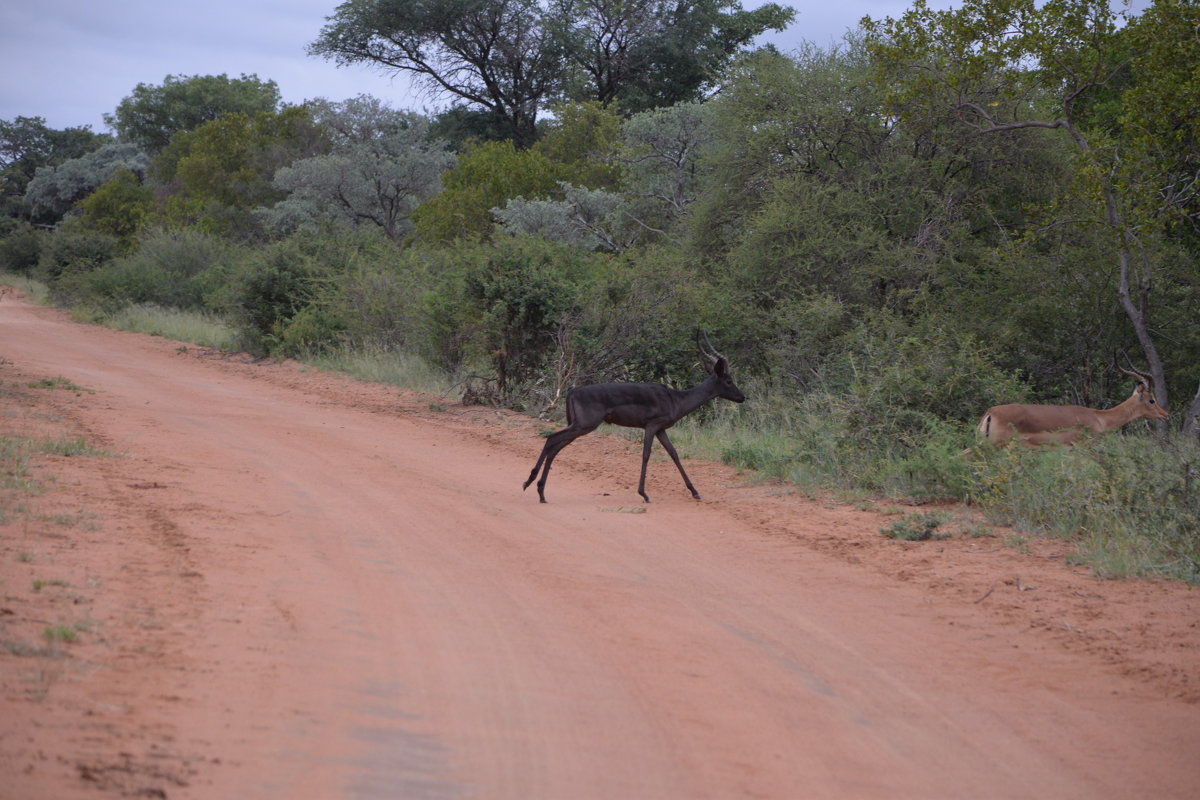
524;424;597;502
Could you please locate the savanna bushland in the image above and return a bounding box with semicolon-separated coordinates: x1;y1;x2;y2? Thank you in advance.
2;0;1197;579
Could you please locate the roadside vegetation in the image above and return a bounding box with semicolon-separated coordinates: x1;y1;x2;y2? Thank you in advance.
2;0;1196;580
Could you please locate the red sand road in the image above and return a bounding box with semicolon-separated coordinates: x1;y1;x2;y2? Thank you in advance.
0;293;1197;799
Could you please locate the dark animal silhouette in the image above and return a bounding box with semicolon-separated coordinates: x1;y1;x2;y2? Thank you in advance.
524;336;745;503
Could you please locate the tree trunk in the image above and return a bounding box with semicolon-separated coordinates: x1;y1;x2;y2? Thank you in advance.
1184;380;1200;439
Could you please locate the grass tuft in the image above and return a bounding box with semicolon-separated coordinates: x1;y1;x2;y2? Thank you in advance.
100;303;239;350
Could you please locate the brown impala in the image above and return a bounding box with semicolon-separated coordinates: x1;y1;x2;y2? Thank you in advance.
973;365;1168;449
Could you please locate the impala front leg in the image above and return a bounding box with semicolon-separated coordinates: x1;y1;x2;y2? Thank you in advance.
657;430;699;500
638;428;657;502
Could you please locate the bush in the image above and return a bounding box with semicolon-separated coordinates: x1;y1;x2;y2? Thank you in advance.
0;224;44;276
274;304;347;357
968;434;1200;581
59;226;237;313
881;513;948;541
832;318;1029;448
423;237;603;406
323;236;434;351
35;223;118;283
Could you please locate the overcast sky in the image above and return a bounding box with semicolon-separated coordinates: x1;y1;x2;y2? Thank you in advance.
0;1;994;133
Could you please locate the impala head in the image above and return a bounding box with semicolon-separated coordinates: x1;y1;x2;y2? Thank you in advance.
1120;365;1169;422
699;332;746;403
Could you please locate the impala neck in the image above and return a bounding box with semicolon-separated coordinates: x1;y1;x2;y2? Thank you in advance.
1094;393;1145;430
676;377;721;419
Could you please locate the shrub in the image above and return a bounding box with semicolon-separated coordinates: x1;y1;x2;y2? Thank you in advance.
0;223;44;276
275;304;347;357
35;223;118;282
881;513;948;541
968;434;1200;581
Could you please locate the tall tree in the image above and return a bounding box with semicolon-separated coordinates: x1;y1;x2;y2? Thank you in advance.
309;0;794;145
262;100;454;241
310;0;566;148
25;143;150;222
1;116;110;221
863;0;1180;417
552;0;794;112
106;74;281;153
154;107;326;237
1119;0;1200;436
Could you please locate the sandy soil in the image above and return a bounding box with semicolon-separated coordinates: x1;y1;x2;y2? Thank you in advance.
0;292;1196;799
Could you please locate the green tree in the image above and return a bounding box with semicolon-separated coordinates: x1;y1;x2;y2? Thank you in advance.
1;116;110;221
309;0;795;145
416;101;623;242
1118;0;1200;435
154;106;326;237
493;100;705;250
77;170;154;248
310;0;566;147
413;140;560;242
863;0;1180;414
106;73;281;153
25;143;150;222
261;100;453;241
552;0;795;112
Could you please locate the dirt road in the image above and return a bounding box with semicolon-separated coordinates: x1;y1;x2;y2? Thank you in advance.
1;294;1197;799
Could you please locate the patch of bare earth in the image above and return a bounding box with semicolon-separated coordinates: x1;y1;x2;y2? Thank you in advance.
1;293;1197;799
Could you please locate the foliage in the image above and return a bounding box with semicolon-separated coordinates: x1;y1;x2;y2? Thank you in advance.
24;144;150;222
860;0;1179;418
77;226;236;311
310;0;565;147
423;236;603;404
0;223;43;276
33;221;117;282
262;108;453;241
320;234;437;350
1119;0;1200;238
77;170;154;248
309;0;792;145
881;513;947;541
495;183;640;251
1;116;111;221
617;100;714;226
413;140;561;243
969;434;1200;582
554;0;794;112
153;106;326;237
493;100;709;248
218;233;339;353
105;73;281;153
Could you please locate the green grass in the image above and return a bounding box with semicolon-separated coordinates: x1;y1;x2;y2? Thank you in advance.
663;380;1200;582
38;437;110;457
27;376;91;393
308;345;457;398
881;513;949;541
42;625;78;643
968;434;1200;581
1;431;109;528
0;273;50;304
99;303;239;350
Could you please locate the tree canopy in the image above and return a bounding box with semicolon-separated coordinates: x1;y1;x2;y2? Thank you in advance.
309;0;793;146
0;116;111;222
105;73;282;153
